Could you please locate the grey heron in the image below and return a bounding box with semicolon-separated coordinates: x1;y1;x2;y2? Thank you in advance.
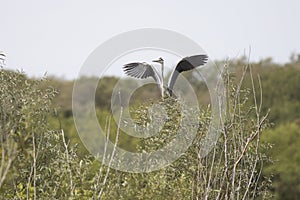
122;55;208;98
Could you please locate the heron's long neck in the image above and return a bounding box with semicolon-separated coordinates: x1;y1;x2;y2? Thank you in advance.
161;62;164;98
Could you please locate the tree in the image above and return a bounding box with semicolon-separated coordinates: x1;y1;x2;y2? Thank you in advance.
262;122;300;200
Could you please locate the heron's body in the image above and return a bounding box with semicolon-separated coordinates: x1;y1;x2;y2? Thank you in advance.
123;55;208;98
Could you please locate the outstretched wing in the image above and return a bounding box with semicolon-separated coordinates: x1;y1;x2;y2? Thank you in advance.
167;55;208;96
123;62;162;85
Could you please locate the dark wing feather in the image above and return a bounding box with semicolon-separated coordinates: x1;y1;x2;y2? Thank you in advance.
167;55;208;96
123;62;161;85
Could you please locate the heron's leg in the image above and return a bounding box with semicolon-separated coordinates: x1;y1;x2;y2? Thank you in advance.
161;85;165;99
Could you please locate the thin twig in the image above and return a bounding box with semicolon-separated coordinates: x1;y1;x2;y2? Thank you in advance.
61;130;74;196
98;105;123;199
205;146;216;200
32;132;37;200
0;135;16;188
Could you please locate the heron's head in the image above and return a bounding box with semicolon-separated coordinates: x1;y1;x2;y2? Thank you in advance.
152;57;164;65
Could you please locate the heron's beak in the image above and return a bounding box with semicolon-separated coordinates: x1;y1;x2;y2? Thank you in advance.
152;59;160;63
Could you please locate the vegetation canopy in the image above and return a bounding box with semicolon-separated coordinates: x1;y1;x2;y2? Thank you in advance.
0;54;300;199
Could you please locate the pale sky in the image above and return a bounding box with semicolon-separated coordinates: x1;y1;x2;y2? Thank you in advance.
1;0;299;79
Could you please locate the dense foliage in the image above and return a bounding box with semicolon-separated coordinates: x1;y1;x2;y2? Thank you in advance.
0;54;300;199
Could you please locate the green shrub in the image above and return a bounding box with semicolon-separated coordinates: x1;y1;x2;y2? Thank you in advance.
0;63;273;199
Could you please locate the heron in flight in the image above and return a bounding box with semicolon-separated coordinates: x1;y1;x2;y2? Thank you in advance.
123;55;208;98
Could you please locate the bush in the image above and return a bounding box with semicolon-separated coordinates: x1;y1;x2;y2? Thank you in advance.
0;63;273;199
0;69;56;196
97;64;273;199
